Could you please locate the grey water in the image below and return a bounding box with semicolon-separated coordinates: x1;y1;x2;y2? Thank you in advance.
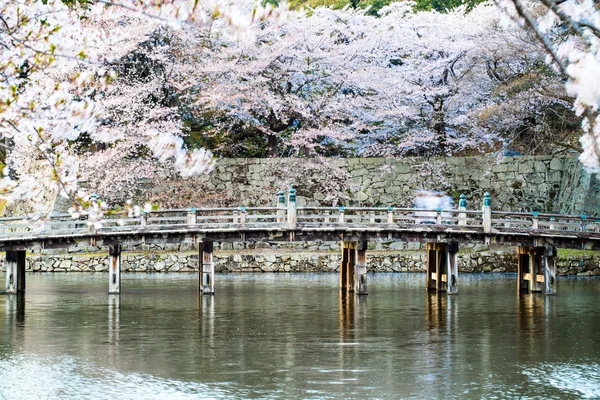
1;272;600;399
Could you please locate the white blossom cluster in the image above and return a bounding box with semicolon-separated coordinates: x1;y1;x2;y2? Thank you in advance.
499;0;600;172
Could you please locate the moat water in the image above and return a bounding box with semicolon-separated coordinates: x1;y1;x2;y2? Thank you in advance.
1;273;600;399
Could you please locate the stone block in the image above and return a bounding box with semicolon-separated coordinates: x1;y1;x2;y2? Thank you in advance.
354;192;369;201
518;162;534;173
550;158;564;170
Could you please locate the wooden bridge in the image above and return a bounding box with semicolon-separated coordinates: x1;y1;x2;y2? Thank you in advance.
1;190;599;296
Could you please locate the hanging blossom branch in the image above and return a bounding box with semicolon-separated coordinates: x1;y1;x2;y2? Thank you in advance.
0;0;282;222
498;0;600;172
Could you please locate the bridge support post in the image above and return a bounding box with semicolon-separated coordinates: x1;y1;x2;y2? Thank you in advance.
426;243;453;293
447;242;459;295
340;241;357;292
517;246;544;294
200;241;215;295
108;245;121;294
355;240;368;295
543;246;557;295
5;250;26;294
426;243;437;291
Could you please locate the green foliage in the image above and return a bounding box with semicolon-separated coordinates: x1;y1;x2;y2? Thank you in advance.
557;249;599;258
265;0;486;15
264;0;391;16
413;0;486;12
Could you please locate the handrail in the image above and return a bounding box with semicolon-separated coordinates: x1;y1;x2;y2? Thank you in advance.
0;204;597;240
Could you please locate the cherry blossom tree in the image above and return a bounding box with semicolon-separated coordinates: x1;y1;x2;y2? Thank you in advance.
0;0;275;216
3;0;592;216
498;0;600;171
171;2;567;159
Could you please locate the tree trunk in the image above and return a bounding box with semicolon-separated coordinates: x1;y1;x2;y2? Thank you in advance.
267;134;279;157
433;96;447;155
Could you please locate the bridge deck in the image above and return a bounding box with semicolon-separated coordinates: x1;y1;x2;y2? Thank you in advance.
0;206;597;251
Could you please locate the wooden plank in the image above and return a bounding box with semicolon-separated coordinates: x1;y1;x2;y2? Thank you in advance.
340;244;348;291
108;244;121;294
348;244;356;293
544;246;557;295
200;241;214;295
426;242;447;251
447;243;459;295
531;247;544;293
426;248;436;291
355;246;368;295
436;249;444;291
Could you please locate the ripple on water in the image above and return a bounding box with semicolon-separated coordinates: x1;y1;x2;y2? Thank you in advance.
0;353;234;400
523;362;600;399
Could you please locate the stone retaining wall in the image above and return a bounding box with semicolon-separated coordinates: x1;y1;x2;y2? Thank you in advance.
175;155;598;215
9;250;600;276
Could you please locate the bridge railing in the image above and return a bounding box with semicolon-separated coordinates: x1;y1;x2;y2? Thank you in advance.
137;207;287;230
0;198;598;239
490;211;600;232
296;207;484;228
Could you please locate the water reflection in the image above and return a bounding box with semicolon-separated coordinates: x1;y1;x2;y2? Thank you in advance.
0;273;599;399
108;295;120;366
4;293;25;350
5;293;25;326
337;291;368;386
198;294;215;363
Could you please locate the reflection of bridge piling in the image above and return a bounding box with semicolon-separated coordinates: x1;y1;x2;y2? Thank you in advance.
5;293;25;348
108;294;120;344
338;289;367;375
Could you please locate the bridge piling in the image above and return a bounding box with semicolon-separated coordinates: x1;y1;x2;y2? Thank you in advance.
108;245;121;294
544;246;557;295
426;243;436;291
340;241;357;292
426;243;447;291
200;241;215;295
355;240;368;295
517;246;546;294
426;243;457;293
447;242;459;295
5;250;26;294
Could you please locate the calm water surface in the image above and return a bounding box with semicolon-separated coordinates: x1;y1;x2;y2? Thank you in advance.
2;272;600;399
